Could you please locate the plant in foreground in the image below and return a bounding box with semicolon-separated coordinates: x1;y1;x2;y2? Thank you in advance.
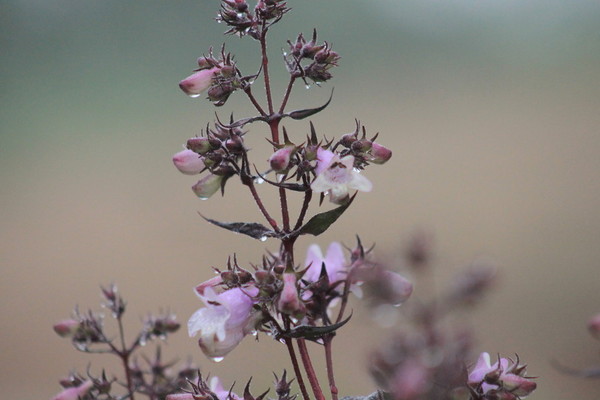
52;1;538;399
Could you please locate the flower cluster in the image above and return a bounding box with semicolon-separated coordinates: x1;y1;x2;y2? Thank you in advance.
467;353;537;399
285;30;340;84
187;239;412;360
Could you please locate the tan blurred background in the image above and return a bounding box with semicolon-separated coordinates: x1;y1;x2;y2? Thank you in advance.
1;0;600;398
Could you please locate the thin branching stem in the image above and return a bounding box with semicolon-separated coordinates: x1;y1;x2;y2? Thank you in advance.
324;335;339;400
279;76;296;114
285;338;311;400
117;316;136;400
260;22;274;114
296;338;325;400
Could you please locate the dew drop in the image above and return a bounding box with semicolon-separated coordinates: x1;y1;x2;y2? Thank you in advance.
278;338;287;344
188;93;201;98
210;356;225;363
198;195;210;201
283;51;288;56
259;236;268;242
254;176;264;184
305;84;311;90
251;330;258;337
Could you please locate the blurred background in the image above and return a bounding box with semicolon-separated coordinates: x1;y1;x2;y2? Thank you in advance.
1;0;599;398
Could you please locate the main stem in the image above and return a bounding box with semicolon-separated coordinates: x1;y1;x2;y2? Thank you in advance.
117;316;135;400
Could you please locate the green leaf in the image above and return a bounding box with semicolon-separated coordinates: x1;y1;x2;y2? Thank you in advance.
286;88;334;120
201;215;277;241
285;313;353;340
295;194;355;236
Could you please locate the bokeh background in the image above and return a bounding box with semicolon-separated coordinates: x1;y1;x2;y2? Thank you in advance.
1;0;599;398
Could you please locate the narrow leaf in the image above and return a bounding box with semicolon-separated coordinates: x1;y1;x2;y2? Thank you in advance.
201;215;277;240
295;194;355;236
286;88;334;120
285;313;352;339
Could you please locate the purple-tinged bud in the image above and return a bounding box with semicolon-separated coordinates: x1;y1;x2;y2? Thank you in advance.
500;374;537;397
225;135;244;154
53;319;80;338
254;270;275;284
303;144;319;161
51;380;93;400
369;142;392;164
588;313;600;339
192;174;224;200
173;149;204;175
187;137;213;155
278;273;304;315
179;67;220;98
351;138;372;153
340;132;357;148
269;146;296;172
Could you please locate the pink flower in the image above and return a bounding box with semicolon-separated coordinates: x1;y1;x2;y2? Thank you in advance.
277;272;304;315
188;282;259;358
209;376;241;400
179;67;220;97
52;319;79;338
468;352;536;398
50;380;93;400
173;149;205;175
311;148;372;204
303;242;347;285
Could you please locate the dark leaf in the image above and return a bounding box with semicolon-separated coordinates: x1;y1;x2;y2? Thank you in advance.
286;88;334;120
295;194;355;236
201;215;277;240
285;313;352;340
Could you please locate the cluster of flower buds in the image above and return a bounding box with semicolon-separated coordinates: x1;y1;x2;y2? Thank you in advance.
467;352;537;399
217;0;289;39
53;311;105;351
186;239;412;359
264;123;391;204
140;312;181;345
285;30;340;84
173;121;247;199
369;328;473;400
179;47;247;106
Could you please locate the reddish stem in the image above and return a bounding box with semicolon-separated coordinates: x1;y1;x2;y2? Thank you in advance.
285;338;311;400
297;338;325;400
246;180;280;232
324;335;339;400
279;76;296;114
260;23;274;114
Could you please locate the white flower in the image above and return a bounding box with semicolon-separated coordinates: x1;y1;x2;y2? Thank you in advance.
188;284;258;358
311;148;372;204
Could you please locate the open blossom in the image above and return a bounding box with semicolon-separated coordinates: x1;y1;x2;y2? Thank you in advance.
303;241;348;285
50;380;93;400
311;148;372;204
173;149;205;175
179;66;220;97
468;352;536;398
188;282;259;358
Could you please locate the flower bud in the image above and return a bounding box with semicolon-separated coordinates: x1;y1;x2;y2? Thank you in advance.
500;374;537;397
588;313;600;339
269;145;296;172
53;319;80;338
225;135;244;154
51;380;93;400
192;174;224;200
369;142;392;164
277;272;304;315
350;138;372;153
187;137;213;155
179;67;220;98
173;149;205;175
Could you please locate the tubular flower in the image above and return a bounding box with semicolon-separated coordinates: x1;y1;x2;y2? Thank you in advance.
188;283;259;358
179;66;220;97
173;149;205;175
311;148;372;204
50;380;93;400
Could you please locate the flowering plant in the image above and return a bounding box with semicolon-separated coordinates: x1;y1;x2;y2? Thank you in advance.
51;2;539;400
